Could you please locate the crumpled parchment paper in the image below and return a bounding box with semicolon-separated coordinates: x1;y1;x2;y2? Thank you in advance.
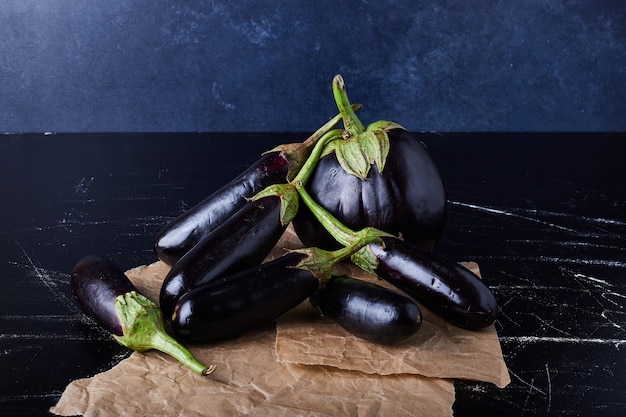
51;226;509;417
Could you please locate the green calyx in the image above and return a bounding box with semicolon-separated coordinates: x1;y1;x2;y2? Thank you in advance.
350;244;380;276
250;183;299;226
291;229;388;284
113;291;216;376
326;74;405;180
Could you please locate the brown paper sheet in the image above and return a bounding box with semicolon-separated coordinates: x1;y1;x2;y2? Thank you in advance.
276;262;510;388
51;261;455;417
51;226;508;416
269;227;509;387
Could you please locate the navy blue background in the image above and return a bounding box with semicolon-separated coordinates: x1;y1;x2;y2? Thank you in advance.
1;1;625;133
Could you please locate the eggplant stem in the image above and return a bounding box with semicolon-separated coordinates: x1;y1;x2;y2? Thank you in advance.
148;327;216;376
291;128;343;187
296;186;356;246
301;103;363;148
332;75;365;136
113;291;216;377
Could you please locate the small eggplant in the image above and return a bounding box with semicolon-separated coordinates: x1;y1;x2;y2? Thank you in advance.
154;109;355;265
70;255;215;376
159;189;295;319
310;276;422;344
355;237;498;330
171;252;321;343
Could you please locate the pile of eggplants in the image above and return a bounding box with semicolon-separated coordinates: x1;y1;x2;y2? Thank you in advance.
69;75;498;376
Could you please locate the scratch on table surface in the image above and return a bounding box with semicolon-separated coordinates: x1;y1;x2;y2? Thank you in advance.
0;332;109;341
74;176;94;193
13;241;79;315
530;313;573;337
545;363;552;415
500;336;626;349
449;201;580;233
508;368;547;396
0;392;61;403
571;270;625;330
475;255;626;268
449;200;626;229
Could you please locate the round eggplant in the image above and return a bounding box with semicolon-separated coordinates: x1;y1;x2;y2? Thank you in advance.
293;76;446;252
310;276;422;344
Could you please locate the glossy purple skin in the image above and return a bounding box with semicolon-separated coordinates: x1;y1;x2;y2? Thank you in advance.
154;151;290;265
293;130;447;251
310;276;422;344
370;237;498;330
70;255;135;336
159;195;287;319
171;252;320;343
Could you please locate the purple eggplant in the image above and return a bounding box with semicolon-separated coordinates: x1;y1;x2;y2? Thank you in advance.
171;252;321;343
154;151;290;265
70;255;216;376
71;255;135;336
159;193;291;319
357;237;498;330
293;75;447;251
154;109;356;265
310;276;422;344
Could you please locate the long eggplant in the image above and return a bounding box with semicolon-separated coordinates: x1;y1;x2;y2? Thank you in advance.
356;237;498;330
154;151;290;265
159;193;290;319
171;252;321;343
70;255;215;376
310;276;422;344
154;109;357;265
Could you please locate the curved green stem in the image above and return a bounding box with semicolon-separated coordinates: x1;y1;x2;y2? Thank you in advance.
296;186;357;246
291;128;343;187
332;75;365;136
296;185;393;249
302;103;363;147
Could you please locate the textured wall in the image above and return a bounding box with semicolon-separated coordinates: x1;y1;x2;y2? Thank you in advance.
1;1;624;133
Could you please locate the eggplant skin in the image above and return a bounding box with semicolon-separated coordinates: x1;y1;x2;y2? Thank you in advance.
159;196;287;319
310;276;422;344
372;237;498;330
154;151;290;265
293;130;447;251
70;255;135;336
171;253;320;343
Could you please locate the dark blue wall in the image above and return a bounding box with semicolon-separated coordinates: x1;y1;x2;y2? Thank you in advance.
1;1;624;133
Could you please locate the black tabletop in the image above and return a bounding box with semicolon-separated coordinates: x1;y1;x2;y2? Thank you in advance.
1;132;625;416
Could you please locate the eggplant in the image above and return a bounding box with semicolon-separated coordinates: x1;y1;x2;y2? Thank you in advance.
154;151;290;265
171;252;321;343
293;75;447;251
310;276;422;344
71;255;135;336
154;109;356;266
70;255;215;376
356;237;498;330
159;193;291;319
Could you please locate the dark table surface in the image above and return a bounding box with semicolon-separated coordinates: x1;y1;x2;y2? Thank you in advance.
1;131;624;416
